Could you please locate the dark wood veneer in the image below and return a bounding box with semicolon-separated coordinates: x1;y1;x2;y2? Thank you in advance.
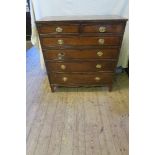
49;72;114;85
43;48;119;60
41;36;121;47
46;61;116;72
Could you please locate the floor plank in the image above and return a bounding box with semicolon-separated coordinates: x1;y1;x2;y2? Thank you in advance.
47;91;68;155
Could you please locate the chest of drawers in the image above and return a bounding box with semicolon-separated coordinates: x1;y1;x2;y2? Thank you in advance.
36;15;127;92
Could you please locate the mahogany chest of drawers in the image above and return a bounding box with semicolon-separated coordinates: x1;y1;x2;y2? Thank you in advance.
36;15;127;92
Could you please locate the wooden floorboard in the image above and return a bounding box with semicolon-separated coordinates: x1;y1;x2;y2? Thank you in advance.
26;47;129;155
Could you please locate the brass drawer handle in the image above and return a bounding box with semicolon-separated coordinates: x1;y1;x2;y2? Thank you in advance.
56;27;63;32
62;77;68;82
97;51;103;57
60;64;66;70
96;64;102;69
57;53;65;59
99;26;106;32
57;39;64;45
98;39;104;45
95;77;101;81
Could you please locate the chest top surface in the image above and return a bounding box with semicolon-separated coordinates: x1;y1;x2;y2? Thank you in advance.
36;15;128;22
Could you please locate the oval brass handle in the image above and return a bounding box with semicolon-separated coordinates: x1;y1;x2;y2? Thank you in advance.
56;27;63;32
98;39;104;45
60;64;66;70
95;77;101;81
99;26;106;32
62;77;68;82
97;51;103;57
57;39;64;45
96;64;102;69
57;53;65;59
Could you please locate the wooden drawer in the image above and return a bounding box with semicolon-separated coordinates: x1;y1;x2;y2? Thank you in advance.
82;23;124;33
49;72;113;85
46;60;116;72
43;49;119;60
41;36;121;47
37;24;79;34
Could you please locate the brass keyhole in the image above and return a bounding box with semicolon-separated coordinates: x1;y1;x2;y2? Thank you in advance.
61;64;66;70
99;26;106;32
57;39;64;45
58;53;65;59
97;51;103;57
96;64;102;69
56;27;63;32
95;77;101;81
98;39;104;45
62;77;68;82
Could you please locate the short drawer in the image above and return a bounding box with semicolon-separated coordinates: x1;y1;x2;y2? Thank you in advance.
43;49;119;60
37;24;79;34
49;72;114;85
41;36;121;47
81;23;124;33
46;60;116;72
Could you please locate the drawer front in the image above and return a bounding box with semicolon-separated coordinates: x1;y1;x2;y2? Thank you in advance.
49;73;113;84
82;24;124;33
41;36;121;47
37;24;79;34
46;61;116;72
43;49;119;60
